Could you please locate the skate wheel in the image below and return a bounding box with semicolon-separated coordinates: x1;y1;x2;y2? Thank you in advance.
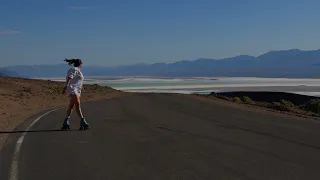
79;126;89;130
61;126;70;130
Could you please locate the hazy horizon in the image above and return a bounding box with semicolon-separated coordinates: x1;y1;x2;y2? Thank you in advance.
1;0;320;67
39;76;320;97
1;48;319;68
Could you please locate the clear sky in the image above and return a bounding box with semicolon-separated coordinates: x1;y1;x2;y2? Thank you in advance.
1;0;320;67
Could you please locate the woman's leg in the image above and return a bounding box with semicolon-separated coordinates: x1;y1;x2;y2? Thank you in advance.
63;94;89;130
62;96;76;127
66;95;76;118
73;95;84;118
73;94;89;129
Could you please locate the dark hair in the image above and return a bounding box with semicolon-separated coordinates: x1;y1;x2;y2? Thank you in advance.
64;58;82;67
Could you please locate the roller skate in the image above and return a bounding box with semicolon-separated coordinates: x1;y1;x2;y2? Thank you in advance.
79;118;90;130
61;117;70;130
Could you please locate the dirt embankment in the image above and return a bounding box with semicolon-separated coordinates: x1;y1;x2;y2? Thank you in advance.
214;91;320;105
0;76;128;150
195;91;320;119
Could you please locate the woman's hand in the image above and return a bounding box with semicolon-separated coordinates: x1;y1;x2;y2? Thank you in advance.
63;77;71;94
62;86;67;94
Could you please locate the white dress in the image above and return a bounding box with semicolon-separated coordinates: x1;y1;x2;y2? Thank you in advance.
66;67;84;96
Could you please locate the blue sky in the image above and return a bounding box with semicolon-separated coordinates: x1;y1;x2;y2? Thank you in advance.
1;0;320;67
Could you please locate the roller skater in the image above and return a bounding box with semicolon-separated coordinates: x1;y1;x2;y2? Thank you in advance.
61;58;90;130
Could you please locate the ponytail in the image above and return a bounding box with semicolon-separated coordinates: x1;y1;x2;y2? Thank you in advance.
64;58;75;66
64;58;82;67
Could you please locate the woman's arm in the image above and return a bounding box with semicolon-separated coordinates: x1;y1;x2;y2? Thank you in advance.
62;68;75;94
62;77;71;94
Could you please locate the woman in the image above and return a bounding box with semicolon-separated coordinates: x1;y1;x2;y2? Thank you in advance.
61;58;90;130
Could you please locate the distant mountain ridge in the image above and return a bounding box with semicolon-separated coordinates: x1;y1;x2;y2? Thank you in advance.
0;68;19;77
2;49;320;78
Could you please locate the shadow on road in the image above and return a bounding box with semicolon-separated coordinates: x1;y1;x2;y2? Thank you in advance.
0;129;79;134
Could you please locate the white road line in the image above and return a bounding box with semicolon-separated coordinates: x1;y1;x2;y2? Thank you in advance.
9;108;60;180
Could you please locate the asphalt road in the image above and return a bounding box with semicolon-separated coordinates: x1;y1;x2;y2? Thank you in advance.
2;93;320;180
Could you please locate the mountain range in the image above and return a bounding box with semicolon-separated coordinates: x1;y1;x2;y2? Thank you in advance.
2;49;320;78
0;68;19;77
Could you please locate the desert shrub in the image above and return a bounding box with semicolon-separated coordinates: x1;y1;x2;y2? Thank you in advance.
210;92;218;97
279;99;295;111
272;102;281;106
41;85;60;94
304;99;320;114
242;96;254;104
217;95;232;101
22;87;32;93
233;97;242;103
16;92;29;98
92;83;100;90
50;86;61;94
